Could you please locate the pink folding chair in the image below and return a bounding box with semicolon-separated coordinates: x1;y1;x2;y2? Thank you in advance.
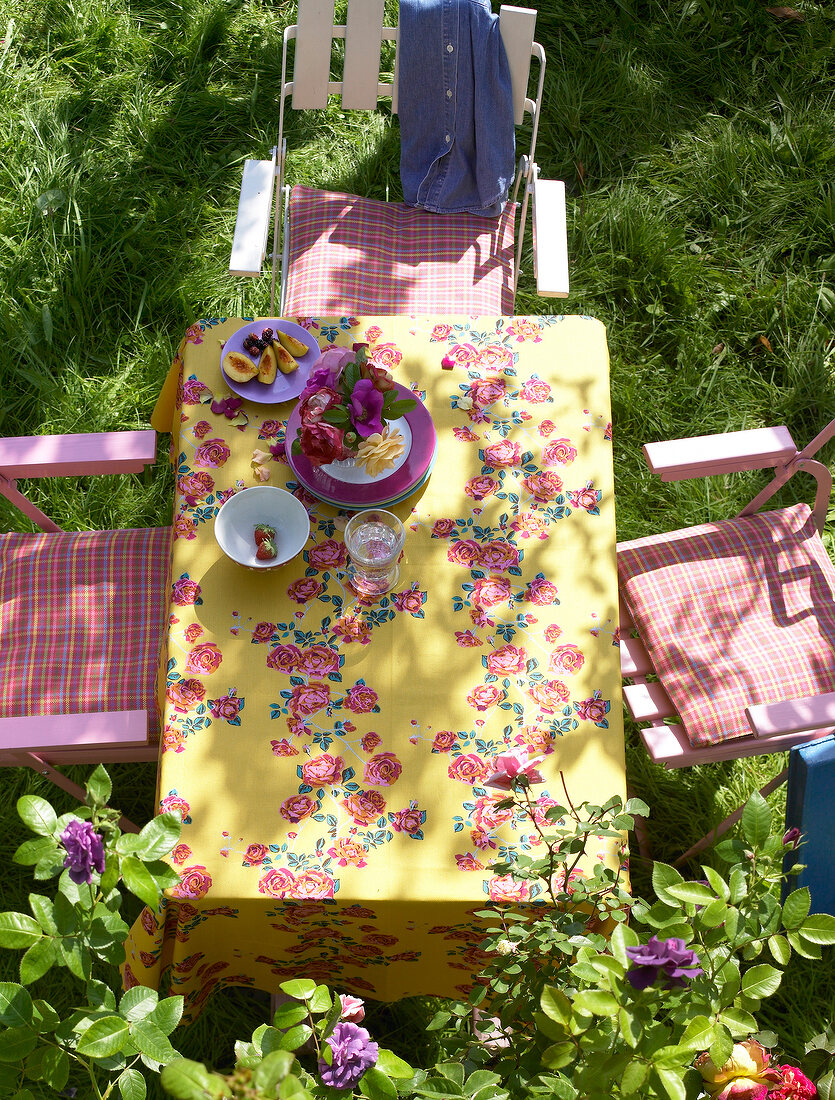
617;419;835;863
228;0;569;315
0;430;170;823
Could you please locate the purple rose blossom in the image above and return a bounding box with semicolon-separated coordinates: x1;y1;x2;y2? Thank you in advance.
625;935;703;990
318;1022;378;1089
348;379;385;438
60;819;106;885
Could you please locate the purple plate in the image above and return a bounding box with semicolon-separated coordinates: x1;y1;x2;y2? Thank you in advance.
220;319;321;404
286;384;437;510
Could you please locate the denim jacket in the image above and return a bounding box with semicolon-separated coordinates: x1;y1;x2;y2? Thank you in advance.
398;0;515;218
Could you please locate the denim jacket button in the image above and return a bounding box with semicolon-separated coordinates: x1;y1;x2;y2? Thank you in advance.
444;133;451;143
446;42;454;52
446;89;452;98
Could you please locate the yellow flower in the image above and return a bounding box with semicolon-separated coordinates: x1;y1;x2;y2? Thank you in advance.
355;427;405;478
695;1040;782;1100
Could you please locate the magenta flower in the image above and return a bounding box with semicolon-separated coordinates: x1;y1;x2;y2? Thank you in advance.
305;347;354;392
60;819;106;885
348;379;385;437
625;935;703;990
318;1022;378;1089
484;746;546;791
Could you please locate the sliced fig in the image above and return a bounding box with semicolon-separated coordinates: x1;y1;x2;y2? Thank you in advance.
274;343;299;375
277;329;308;358
223;350;258;382
258;344;278;384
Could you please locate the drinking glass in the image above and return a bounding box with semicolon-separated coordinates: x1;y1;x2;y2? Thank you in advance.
344;509;405;597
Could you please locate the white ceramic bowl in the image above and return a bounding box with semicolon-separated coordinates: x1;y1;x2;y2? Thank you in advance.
214;486;310;570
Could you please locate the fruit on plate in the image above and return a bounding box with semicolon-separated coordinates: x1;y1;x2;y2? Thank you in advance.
255;538;277;561
254;523;276;545
258;344;278;385
277;329;308;358
223;350;258;382
273;343;299;375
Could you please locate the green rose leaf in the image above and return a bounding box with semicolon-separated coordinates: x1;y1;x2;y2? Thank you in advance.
251;1049;295;1091
541;1041;575;1070
20;938;57;985
665;882;716;905
359;1066;398;1100
781;887;811;930
701;865;730;901
798;913;835;945
13;838;58;867
651;862;686;906
135;813;182;861
149;996;185;1036
77;1016;131;1057
309;984;332;1014
768;934;791;965
0;984;33;1028
17;796;58;837
621;1060;649;1096
85;764;112;807
741;792;771;848
278;979;316;1001
741;963;782;1000
271;1003;308;1030
609;922;639;965
377;1049;414;1078
278;1024;313;1051
718;1008;758;1037
129;1018;177;1063
160;1058;229;1099
117;1066;147;1100
786;930;821;960
572;991;619;1016
677;1016;715;1052
120;857;163;910
540;986;572;1026
653;1066;687;1100
35;1046;69;1091
0;913;43;950
120;985;159;1022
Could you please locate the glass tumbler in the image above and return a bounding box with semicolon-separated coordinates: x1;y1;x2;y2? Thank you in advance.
344;509;405;597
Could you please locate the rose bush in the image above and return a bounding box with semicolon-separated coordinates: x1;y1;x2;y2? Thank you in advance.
2;767;834;1100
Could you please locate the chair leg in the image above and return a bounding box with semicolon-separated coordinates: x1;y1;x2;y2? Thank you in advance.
672;769;788;868
22;754;141;834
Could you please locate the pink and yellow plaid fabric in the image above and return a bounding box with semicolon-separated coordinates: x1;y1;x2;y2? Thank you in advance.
0;527;171;737
618;503;835;747
283;185;516;315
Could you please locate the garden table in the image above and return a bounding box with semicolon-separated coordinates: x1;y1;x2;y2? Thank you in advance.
122;314;625;1020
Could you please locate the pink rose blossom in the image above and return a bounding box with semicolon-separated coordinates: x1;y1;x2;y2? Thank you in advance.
339;995;366;1023
484;746;546;790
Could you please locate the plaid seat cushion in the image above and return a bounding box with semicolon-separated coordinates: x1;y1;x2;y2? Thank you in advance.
283;185;516;316
0;527;171;740
618;503;835;747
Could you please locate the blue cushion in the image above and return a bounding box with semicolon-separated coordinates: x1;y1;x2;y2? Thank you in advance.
783;734;835;915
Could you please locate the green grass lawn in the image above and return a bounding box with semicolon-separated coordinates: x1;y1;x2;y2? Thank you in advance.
1;0;834;1091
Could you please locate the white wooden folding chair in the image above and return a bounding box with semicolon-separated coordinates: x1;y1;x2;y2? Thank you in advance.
229;0;568;315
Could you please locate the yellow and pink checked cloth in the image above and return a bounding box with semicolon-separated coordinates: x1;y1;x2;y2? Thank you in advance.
122;314;626;1020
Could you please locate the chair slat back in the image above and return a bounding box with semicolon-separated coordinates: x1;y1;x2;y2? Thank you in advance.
288;0;537;122
291;0;338;109
343;0;387;109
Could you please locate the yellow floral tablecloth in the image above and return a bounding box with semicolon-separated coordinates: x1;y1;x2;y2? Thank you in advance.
122;315;626;1020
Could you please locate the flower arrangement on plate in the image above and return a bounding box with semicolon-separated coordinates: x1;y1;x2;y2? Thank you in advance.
290;344;417;473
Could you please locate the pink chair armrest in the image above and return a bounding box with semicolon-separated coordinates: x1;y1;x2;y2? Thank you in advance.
643;426;796;482
0;711;151;754
745;693;835;738
0;430;157;479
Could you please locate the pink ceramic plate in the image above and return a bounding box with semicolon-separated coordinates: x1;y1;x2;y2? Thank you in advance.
286;384;437;510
